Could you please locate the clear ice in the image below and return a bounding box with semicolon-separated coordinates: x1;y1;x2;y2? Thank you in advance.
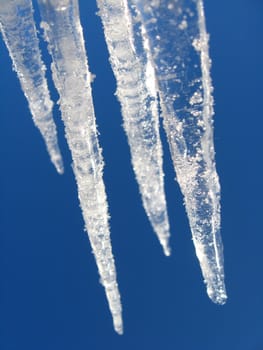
97;0;171;256
37;0;123;334
0;0;63;174
132;0;227;304
0;0;227;335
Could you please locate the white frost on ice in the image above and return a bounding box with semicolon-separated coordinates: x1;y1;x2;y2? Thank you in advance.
0;0;227;335
37;0;123;334
0;0;63;174
132;0;227;304
97;0;171;256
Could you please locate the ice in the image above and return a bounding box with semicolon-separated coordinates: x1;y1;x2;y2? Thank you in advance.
97;0;171;256
0;0;227;335
37;0;122;334
132;0;227;304
0;0;63;174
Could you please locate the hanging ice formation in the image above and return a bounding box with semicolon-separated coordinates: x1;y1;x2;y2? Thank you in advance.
127;0;227;305
0;0;123;335
0;0;63;174
97;0;171;256
0;0;227;334
37;0;123;334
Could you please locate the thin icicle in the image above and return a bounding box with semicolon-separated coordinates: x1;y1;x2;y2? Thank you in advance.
0;0;63;174
97;0;171;256
37;0;122;334
132;0;227;304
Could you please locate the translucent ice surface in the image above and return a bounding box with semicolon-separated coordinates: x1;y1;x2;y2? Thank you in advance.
131;0;226;304
0;0;63;173
97;0;171;256
37;0;123;333
0;0;227;335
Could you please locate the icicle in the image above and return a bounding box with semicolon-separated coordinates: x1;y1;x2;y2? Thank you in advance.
97;0;171;256
132;0;227;304
0;0;63;174
36;0;122;334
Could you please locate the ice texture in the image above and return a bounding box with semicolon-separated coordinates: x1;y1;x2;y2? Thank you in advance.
0;0;227;335
0;0;63;174
97;0;171;256
132;0;227;304
37;0;123;334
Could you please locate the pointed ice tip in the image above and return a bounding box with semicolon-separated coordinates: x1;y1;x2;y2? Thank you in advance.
163;243;171;257
207;284;227;305
113;315;123;335
158;233;171;256
153;221;171;256
210;291;227;305
115;326;123;335
51;153;64;175
54;160;64;175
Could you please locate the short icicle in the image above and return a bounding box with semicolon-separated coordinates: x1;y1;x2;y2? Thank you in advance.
132;0;227;304
0;0;63;174
97;0;171;256
37;0;123;334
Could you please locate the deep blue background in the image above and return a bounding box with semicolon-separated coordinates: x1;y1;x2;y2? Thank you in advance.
0;1;262;349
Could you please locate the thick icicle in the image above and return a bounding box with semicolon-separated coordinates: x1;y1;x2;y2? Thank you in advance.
97;0;171;256
37;0;122;334
132;0;227;304
0;0;63;174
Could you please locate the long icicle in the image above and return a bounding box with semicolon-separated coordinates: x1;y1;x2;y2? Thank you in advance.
97;0;171;256
37;0;123;334
0;0;63;174
132;0;227;304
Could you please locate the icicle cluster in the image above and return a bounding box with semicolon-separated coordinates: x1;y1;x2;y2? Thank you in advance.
0;0;227;334
127;0;227;304
0;0;123;335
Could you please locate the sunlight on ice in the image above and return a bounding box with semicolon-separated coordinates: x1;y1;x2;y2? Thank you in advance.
37;0;123;334
97;0;171;256
132;0;227;304
0;0;227;335
0;0;64;174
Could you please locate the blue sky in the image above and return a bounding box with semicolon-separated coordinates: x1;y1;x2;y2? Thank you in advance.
0;1;263;349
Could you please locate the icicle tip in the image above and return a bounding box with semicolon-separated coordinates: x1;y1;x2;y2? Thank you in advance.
156;227;171;256
113;314;123;335
207;285;227;305
162;241;171;257
51;154;64;175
